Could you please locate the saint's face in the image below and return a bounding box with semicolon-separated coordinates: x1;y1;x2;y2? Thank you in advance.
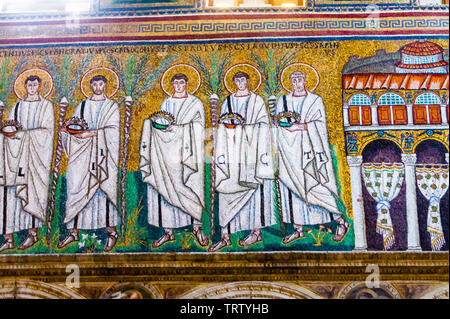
172;79;187;95
25;80;40;96
234;76;249;92
290;76;306;92
90;80;106;96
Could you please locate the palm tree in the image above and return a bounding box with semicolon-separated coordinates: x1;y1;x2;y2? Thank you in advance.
108;53;177;241
250;49;297;237
189;51;233;239
0;57;27;120
43;54;93;244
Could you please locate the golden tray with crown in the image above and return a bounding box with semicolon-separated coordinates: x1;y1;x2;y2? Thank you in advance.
275;111;301;127
63;117;88;135
0;120;23;137
149;111;175;130
218;112;245;129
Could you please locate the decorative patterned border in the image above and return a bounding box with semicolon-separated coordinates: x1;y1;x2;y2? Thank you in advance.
0;12;447;46
0;1;448;22
96;0;201;11
344;129;449;156
0;252;448;282
312;0;414;7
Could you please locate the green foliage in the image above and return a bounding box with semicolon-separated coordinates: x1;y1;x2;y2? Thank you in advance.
117;197;148;248
43;54;93;105
108;53;178;104
0;57;27;107
189;51;233;100
250;49;296;99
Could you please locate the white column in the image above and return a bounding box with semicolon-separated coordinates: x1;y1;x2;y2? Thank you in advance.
370;104;378;126
347;155;367;251
406;103;414;125
445;153;449;164
441;104;448;124
401;153;422;251
343;103;350;127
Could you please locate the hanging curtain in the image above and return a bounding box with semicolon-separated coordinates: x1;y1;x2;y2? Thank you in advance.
416;164;449;251
362;163;405;250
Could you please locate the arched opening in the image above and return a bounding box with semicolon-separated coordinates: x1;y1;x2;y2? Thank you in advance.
413;92;442;125
337;281;401;299
0;280;85;299
179;282;323;299
378;93;407;125
361;140;406;250
348;93;372;126
100;282;161;299
415;139;448;251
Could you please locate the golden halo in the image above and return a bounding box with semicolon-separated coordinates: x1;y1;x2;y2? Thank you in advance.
224;63;262;94
14;68;53;100
160;64;201;96
280;62;320;93
80;67;119;98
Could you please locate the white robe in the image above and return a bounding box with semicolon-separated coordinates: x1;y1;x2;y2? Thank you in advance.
0;97;54;234
139;94;205;229
62;98;120;230
273;91;342;227
215;92;276;233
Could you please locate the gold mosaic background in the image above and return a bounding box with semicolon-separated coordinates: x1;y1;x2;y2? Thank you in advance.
1;39;448;220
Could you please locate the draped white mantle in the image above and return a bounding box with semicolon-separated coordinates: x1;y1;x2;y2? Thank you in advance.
416;164;449;251
362;163;405;250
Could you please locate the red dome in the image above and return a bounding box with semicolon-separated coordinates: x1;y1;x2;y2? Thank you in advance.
399;40;444;56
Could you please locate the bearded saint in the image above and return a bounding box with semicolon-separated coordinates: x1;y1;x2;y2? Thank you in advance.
273;71;349;244
0;75;55;252
58;74;122;252
208;71;276;252
139;73;208;249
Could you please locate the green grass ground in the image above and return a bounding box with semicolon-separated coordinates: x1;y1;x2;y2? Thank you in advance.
1;159;353;254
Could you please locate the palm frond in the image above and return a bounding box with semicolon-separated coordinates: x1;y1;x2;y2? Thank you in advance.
108;53;178;103
43;54;93;105
189;51;233;100
250;49;297;99
0;57;28;108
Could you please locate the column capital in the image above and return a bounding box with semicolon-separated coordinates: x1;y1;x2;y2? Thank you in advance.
401;153;417;165
347;155;363;167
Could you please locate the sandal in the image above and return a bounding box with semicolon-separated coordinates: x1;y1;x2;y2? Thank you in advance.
192;228;209;247
104;231;118;252
18;230;38;250
208;237;231;252
238;231;262;247
57;232;79;249
152;232;175;248
332;220;350;242
282;228;305;244
0;237;15;253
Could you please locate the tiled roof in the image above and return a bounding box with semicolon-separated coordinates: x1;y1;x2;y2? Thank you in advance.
343;73;449;90
399;40;444;56
396;60;448;69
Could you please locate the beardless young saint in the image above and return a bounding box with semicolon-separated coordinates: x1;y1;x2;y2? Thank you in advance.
208;71;276;252
139;73;208;249
0;75;54;252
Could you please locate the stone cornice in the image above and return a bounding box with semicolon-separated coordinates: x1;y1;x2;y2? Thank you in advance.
1;5;449;22
0;11;447;47
0;252;448;282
